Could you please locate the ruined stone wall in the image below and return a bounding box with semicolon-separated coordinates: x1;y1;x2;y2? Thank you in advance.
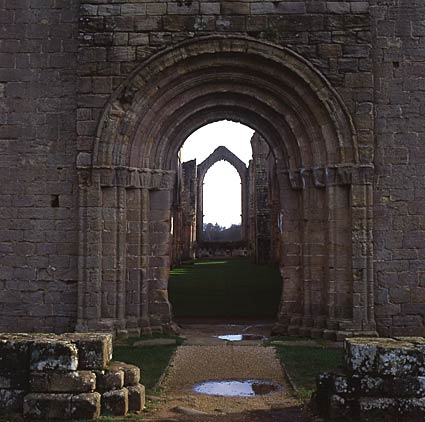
1;0;424;336
77;1;372;160
372;0;425;336
0;333;145;419
316;337;425;420
0;1;80;332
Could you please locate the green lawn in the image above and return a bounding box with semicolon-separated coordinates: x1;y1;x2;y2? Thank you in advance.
113;335;183;394
168;258;282;318
274;344;344;400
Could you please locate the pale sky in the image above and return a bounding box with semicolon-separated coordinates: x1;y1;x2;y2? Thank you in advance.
180;121;254;228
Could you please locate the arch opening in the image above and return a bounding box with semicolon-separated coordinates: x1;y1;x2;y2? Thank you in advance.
77;35;375;339
203;162;242;237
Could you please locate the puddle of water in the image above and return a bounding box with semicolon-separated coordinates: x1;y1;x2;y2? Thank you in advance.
217;334;266;341
193;380;281;397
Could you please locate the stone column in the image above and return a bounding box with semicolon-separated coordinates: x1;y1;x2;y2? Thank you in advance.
125;188;142;334
273;170;303;335
350;165;376;334
139;188;150;333
196;179;204;243
77;171;103;332
147;188;173;331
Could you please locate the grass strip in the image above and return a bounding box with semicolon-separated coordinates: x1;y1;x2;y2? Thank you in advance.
113;335;183;394
274;344;344;400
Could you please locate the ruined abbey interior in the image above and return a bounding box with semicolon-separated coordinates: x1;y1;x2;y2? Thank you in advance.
1;0;424;340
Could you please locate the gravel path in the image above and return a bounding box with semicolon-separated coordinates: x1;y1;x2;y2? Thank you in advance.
146;324;313;422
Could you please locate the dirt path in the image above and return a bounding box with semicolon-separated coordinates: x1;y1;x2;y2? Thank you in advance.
144;323;314;422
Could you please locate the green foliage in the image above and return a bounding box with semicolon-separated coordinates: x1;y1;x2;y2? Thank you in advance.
203;222;242;241
169;258;282;318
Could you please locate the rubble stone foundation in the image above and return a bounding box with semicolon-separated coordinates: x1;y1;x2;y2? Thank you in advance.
316;337;425;421
0;333;145;420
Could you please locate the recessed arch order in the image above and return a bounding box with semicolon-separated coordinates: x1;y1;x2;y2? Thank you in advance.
77;35;376;338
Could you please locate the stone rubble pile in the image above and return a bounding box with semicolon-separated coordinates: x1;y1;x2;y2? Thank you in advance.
0;333;145;420
316;337;425;421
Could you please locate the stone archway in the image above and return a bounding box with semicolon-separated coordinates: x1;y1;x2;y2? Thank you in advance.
196;146;249;243
76;35;376;339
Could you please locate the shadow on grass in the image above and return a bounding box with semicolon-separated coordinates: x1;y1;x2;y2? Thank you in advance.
169;258;282;318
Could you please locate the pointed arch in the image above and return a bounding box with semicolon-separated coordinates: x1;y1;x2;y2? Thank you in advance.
196;146;249;242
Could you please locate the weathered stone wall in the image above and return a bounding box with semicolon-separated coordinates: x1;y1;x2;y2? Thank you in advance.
372;0;425;336
77;1;373;161
1;0;424;336
0;1;80;332
0;333;145;419
316;337;425;420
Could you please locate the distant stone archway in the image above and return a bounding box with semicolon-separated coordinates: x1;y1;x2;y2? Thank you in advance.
77;35;375;338
196;146;248;242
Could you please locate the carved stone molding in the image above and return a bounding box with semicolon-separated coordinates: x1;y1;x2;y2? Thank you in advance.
278;164;374;190
77;166;176;190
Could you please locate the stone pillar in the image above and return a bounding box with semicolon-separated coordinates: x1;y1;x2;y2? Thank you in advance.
241;170;249;242
196;179;204;243
301;185;328;337
350;166;376;334
77;171;103;332
139;188;150;332
273;169;303;335
77;165;176;335
147;189;173;331
125;188;142;334
274;165;376;339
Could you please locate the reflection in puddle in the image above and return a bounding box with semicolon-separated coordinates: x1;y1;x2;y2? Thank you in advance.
193;380;281;397
217;334;266;341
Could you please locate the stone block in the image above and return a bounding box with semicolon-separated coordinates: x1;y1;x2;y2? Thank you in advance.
64;333;112;370
71;392;101;419
376;341;422;376
101;388;128;416
30;339;78;371
345;338;414;376
30;370;96;393
95;367;124;393
359;397;397;421
222;2;249;15
357;375;386;396
23;393;72;419
392;376;425;398
110;361;140;386
328;394;351;419
127;384;145;413
276;2;306;14
0;388;25;413
0;336;30;371
0;370;29;389
344;338;377;374
326;1;350;14
200;2;220;15
398;398;425;419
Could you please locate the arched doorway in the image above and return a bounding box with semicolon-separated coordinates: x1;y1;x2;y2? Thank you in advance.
76;35;376;339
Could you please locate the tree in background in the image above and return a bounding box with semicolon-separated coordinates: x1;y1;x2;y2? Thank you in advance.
203;223;241;241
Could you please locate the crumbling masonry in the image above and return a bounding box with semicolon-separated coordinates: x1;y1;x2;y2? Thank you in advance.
1;1;425;339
